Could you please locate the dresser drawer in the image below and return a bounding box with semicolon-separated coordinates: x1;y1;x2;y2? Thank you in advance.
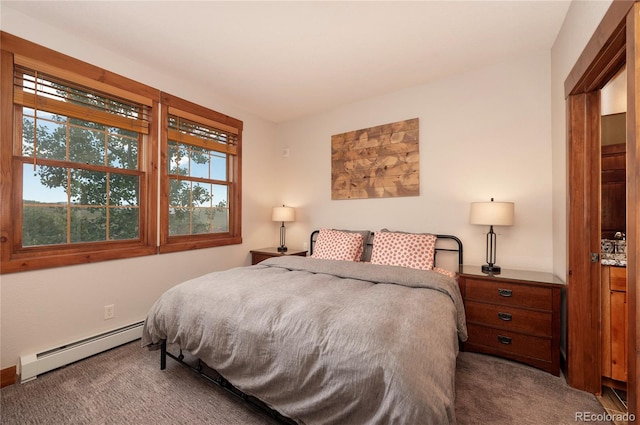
610;266;627;292
466;324;552;362
464;278;552;311
465;301;552;337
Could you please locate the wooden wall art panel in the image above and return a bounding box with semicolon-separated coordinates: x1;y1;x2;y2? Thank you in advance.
331;118;419;200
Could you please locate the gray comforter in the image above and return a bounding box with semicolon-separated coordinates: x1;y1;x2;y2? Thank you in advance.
142;256;468;424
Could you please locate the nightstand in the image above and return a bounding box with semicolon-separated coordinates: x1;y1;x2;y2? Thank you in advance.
458;265;564;376
250;248;307;265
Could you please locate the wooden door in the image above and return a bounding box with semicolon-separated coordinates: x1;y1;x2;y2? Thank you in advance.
567;91;602;394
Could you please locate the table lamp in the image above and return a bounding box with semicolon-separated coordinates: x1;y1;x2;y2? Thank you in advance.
470;198;514;274
272;205;295;252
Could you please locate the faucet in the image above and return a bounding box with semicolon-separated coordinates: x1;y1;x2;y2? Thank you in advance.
614;232;626;241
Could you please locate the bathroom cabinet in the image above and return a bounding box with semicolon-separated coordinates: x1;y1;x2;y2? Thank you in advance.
601;265;627;384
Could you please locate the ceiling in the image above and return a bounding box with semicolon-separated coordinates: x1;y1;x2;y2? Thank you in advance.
3;1;572;123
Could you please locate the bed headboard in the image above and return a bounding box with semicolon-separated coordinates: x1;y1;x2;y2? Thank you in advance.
309;230;463;270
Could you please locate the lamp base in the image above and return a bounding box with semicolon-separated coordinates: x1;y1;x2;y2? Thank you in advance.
481;264;501;274
277;246;288;253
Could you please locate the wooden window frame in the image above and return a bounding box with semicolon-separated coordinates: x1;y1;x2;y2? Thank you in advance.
159;93;242;253
0;32;159;273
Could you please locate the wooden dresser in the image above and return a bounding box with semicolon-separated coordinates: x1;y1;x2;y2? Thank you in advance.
458;266;564;376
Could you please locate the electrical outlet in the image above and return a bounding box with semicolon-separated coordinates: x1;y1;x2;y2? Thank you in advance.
104;304;115;320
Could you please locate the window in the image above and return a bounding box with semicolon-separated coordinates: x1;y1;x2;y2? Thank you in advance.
1;33;159;273
18;66;147;245
1;33;243;273
159;94;242;253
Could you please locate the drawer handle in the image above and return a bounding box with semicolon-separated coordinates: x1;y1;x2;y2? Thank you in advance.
498;312;512;321
498;288;513;297
498;335;512;345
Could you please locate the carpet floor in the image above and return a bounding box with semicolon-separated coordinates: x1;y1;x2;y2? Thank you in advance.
1;341;611;424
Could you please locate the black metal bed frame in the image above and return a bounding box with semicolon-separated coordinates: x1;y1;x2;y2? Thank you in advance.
159;340;295;424
158;230;464;423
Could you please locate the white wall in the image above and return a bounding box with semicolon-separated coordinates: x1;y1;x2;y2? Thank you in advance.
277;50;555;274
602;68;627;116
550;0;612;280
0;9;280;369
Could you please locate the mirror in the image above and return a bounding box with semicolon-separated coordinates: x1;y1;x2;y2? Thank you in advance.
600;67;626;240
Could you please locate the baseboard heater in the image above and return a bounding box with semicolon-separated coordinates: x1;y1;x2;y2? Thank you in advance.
19;321;144;383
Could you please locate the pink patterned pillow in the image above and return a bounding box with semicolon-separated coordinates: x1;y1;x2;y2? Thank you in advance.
370;231;437;270
311;229;365;261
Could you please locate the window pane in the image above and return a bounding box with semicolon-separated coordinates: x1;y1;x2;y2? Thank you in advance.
109;174;139;240
169;207;190;236
212;184;228;208
69;119;106;166
22;205;67;246
23;164;69;247
212;184;229;232
71;169;107;205
22;162;141;245
22;113;68;161
168;141;188;176
192;182;212;207
210;152;227;181
23;164;68;204
213;206;229;233
169;179;190;207
109;173;139;206
191;182;212;234
167;141;177;173
108;130;138;169
110;208;139;240
167;180;229;236
189;145;209;179
192;208;214;234
70;207;106;243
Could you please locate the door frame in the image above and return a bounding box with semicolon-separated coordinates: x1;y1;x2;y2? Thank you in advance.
565;0;639;420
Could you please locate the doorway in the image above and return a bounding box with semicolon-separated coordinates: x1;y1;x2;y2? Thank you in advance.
599;66;628;422
565;0;638;421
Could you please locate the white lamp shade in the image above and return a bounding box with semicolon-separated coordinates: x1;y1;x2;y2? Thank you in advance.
470;201;514;226
272;206;295;222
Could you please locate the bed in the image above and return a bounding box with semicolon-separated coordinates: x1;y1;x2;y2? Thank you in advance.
142;229;467;424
